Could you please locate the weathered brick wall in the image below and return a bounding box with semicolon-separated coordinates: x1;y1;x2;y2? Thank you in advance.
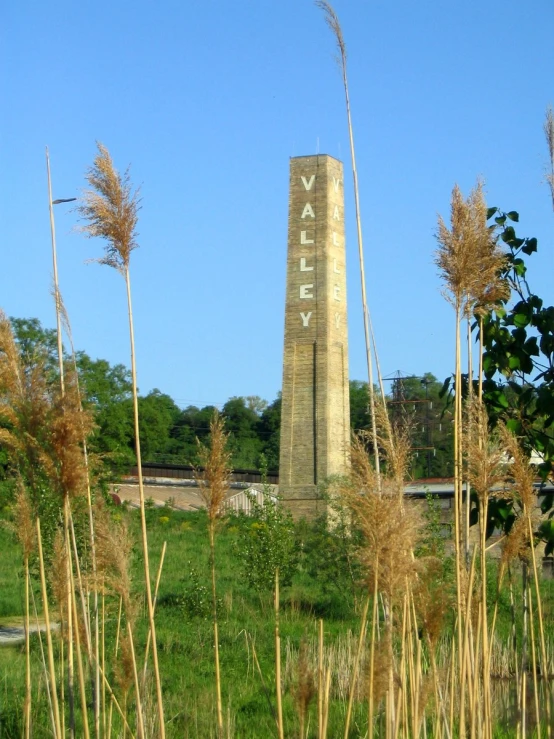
279;155;350;518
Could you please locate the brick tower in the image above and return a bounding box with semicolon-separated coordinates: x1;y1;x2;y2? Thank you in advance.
279;154;350;517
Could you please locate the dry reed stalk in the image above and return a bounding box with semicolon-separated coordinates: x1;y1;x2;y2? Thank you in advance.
316;0;382;482
275;569;284;739
528;584;542;737
395;594;408;739
58;295;101;739
101;591;106;739
46;154;79;735
128;622;146;739
142;540;167;685
30;575;57;734
321;666;331;738
68;512;91;647
448;636;456;739
195;412;232;738
68;541;91;739
343;595;370;739
107;596;124;739
501;426;551;734
318;619;324;738
98;658;136;739
292;638;316;739
79;142;165;737
459;547;478;738
368;562;379;738
469;600;482;739
14;484;36;739
436;181;505;687
45;147;66;396
37;518;63;739
545;106;554;211
464;398;505;737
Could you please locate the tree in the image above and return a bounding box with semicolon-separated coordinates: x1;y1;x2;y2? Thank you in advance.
222;397;263;469
137;390;181;461
478;209;554;552
257;396;281;472
75;352;135;469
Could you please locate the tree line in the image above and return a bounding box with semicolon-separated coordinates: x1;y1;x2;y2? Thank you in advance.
2;317;455;478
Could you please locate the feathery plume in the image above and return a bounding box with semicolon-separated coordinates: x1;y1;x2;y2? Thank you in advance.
78;143;140;274
545;106;554;211
195;412;232;522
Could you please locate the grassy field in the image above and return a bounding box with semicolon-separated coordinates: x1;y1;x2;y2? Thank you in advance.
1;503;554;737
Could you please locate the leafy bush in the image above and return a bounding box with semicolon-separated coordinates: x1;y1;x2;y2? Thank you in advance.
296;502;363;604
232;492;298;595
159;564;222;619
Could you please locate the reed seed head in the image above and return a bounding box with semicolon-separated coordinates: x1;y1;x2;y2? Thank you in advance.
13;480;35;559
78;142;140;275
292;638;316;724
335;431;422;601
544;106;554;210
436;181;507;315
316;1;347;68
195;412;232;522
464;397;506;505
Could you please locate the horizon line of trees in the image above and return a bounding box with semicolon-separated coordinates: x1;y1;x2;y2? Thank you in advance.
1;317;455;479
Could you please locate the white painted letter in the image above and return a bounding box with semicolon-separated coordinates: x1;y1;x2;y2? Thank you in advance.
332;176;340;192
300;230;314;244
333;285;341;301
301;203;315;219
332;232;339;246
301;175;315;191
300;257;313;272
333;259;341;274
300;311;313;327
333;205;340;220
300;284;314;299
335;312;341;328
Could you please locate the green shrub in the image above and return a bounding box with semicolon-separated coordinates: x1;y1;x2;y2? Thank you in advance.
232;492;298;595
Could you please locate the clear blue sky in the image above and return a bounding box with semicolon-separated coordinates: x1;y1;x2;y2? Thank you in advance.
1;0;553;408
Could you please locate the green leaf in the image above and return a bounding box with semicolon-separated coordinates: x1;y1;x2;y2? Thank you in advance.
522;237;538;255
487;207;498;219
439;376;452;399
513;313;530;328
495;215;506;226
506;211;519;222
506;418;522;434
501;226;516;244
513;259;527;277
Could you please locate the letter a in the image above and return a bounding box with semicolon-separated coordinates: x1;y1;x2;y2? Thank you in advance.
301;175;315;191
333;205;340;220
300;311;313;327
301;203;315;219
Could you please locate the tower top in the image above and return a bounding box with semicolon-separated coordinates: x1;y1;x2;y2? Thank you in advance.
289;153;342;164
